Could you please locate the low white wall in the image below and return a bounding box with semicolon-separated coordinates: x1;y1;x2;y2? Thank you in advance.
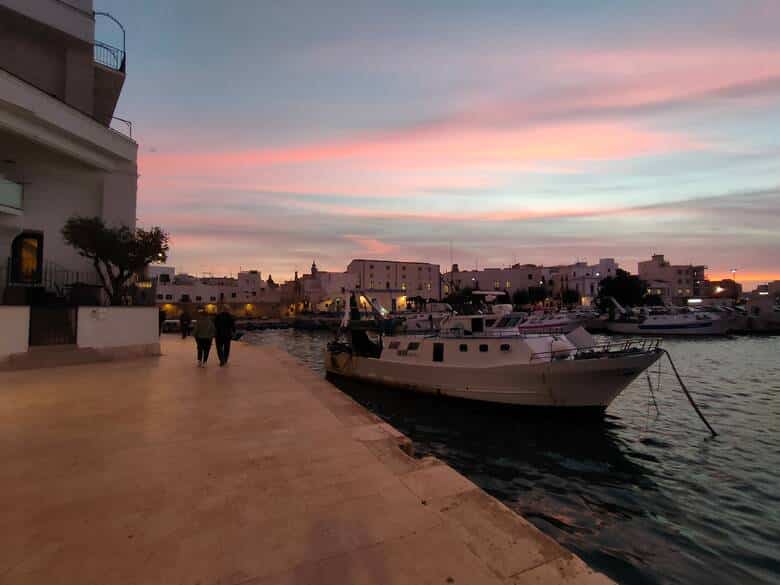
77;307;158;349
0;306;29;358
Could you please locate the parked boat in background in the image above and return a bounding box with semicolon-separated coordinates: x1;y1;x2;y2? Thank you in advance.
605;298;731;336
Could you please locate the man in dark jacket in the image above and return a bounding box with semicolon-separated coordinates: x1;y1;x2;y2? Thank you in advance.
214;309;236;366
179;310;192;339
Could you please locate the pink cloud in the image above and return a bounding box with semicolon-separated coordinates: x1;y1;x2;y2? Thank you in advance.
343;235;400;255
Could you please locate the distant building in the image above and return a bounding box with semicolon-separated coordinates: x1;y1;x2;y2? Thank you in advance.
443;258;618;306
638;254;706;302
702;278;742;299
149;266;280;317
347;259;441;312
444;264;545;297
297;261;357;312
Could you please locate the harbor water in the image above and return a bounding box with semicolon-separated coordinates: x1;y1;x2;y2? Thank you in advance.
244;330;779;585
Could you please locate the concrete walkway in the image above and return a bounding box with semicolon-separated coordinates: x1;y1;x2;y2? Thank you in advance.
0;337;613;585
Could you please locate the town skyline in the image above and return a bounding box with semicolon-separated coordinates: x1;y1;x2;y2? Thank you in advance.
93;0;780;290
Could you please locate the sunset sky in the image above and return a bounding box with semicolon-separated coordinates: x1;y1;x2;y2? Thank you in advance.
97;0;780;289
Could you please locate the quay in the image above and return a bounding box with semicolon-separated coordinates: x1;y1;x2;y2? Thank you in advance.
0;338;613;585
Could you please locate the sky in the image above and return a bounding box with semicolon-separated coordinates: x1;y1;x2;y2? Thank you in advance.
96;0;780;289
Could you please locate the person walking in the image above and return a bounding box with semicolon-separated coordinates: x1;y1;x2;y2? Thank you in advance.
180;310;192;339
214;309;236;366
192;310;216;367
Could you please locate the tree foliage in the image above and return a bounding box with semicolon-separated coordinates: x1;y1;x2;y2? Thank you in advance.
561;288;581;306
512;288;530;307
527;285;548;304
62;216;169;305
443;287;476;314
597;269;648;308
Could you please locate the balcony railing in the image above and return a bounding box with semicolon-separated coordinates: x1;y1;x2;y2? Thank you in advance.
94;41;125;72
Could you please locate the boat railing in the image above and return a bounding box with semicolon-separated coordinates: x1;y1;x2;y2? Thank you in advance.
531;337;662;361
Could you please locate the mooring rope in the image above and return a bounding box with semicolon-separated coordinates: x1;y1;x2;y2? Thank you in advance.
662;349;718;436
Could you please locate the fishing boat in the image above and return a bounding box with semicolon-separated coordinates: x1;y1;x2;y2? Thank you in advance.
325;293;664;412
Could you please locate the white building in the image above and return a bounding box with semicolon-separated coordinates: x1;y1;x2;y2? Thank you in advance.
149;266;280;312
1;0;136;297
637;254;707;302
298;262;357;312
347;259;441;312
0;1;162;366
444;264;546;297
443;259;618;305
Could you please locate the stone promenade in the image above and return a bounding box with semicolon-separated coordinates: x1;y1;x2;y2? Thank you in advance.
0;336;613;584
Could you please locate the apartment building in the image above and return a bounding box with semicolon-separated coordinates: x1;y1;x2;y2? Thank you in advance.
638;254;707;302
1;0;136;299
346;259;441;312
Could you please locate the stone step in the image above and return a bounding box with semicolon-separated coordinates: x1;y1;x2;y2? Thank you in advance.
1;346;109;371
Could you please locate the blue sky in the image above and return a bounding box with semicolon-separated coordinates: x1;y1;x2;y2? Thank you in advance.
96;0;780;287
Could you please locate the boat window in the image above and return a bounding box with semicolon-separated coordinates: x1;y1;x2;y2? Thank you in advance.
479;344;489;352
471;318;484;333
433;343;444;362
407;342;420;351
459;344;468;352
388;341;400;349
500;344;511;352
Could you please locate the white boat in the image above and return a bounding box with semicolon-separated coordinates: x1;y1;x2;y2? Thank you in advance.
515;310;588;334
605;299;731;336
325;295;663;412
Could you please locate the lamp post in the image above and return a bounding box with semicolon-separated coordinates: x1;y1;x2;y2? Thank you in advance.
730;268;738;301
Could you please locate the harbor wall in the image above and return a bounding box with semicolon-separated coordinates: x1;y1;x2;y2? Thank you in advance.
0;305;29;359
77;306;160;357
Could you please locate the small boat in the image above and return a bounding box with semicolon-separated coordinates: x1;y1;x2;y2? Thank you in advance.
325;293;664;412
515;310;588;334
605;299;731;336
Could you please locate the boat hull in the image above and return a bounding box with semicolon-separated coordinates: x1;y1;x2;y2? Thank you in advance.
606;319;730;336
325;348;662;408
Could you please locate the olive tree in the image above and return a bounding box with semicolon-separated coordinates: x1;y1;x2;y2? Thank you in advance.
62;216;169;305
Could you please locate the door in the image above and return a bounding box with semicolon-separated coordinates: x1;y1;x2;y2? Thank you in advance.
29;307;77;346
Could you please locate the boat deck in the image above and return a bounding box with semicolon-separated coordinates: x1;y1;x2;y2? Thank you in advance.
0;336;613;584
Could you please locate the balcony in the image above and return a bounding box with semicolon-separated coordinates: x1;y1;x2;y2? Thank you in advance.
93;41;125;72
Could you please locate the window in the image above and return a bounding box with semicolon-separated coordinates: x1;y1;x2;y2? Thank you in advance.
494;280;500;289
407;342;420;351
10;231;43;284
471;318;484;333
386;281;390;289
401;282;407;291
181;295;191;302
252;291;256;296
210;296;216;301
506;281;511;289
479;344;489;352
528;273;533;280
459;344;468;352
433;343;444;362
386;265;390;270
156;294;163;300
159;274;170;283
388;341;400;349
165;294;173;300
369;264;374;269
500;344;511;352
231;292;237;298
0;177;23;212
195;296;202;301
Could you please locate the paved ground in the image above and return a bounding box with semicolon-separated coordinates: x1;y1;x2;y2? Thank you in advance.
0;336;613;585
